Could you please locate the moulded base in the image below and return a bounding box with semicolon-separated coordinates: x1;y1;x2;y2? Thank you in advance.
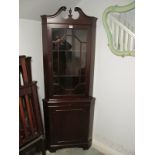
47;140;92;152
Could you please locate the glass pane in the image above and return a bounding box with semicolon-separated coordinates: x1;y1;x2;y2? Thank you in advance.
52;28;87;95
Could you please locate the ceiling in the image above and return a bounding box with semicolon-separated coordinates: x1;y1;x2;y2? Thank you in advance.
19;0;82;21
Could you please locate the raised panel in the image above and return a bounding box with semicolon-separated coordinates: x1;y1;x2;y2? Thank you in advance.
48;105;89;144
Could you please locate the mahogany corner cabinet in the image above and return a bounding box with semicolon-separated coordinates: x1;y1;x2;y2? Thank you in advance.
41;6;97;152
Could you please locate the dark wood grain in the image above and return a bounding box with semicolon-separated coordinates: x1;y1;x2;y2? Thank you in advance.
41;6;97;152
19;56;46;155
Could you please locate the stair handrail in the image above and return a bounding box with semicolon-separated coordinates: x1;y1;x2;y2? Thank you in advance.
109;15;135;37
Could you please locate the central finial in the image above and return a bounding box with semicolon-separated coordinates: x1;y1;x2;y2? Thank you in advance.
68;8;72;18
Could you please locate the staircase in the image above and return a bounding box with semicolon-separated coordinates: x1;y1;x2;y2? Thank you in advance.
103;1;135;57
108;14;135;52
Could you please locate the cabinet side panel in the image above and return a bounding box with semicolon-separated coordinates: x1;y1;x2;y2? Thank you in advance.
89;20;97;96
88;97;95;141
42;23;49;99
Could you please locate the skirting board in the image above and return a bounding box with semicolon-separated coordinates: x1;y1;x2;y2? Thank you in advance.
92;139;133;155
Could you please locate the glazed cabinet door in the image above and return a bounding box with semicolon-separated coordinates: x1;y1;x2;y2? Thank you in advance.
46;25;91;98
47;104;90;145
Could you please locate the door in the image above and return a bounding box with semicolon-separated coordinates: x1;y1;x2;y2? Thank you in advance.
48;104;90;145
47;25;91;97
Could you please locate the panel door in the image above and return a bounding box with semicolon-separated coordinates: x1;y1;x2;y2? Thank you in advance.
48;104;90;145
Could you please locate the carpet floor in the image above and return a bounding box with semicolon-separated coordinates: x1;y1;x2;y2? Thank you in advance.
45;147;105;155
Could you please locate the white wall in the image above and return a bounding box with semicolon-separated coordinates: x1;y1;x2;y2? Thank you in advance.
20;0;82;20
19;19;44;118
76;0;135;155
